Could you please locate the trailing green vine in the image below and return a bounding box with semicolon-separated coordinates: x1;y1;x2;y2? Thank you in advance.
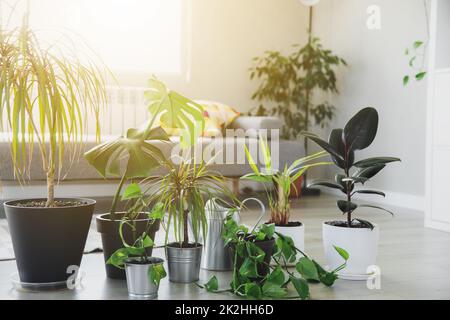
199;214;349;300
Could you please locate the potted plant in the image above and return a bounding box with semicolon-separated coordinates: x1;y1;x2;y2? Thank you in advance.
143;159;235;283
200;213;349;300
249;38;346;193
241;137;330;252
107;184;167;299
1;15;107;284
84;77;204;278
302;107;400;280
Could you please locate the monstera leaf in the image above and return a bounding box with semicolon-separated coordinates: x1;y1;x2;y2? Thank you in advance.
84;126;170;179
343;107;378;152
144;77;204;147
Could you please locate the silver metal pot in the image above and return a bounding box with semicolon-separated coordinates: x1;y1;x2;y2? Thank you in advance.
202;198;265;271
124;257;164;299
166;244;202;283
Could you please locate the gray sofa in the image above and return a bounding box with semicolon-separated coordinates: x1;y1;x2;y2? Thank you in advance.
0;116;304;193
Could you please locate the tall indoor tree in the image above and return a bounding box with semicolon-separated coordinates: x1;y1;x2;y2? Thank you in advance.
0;12;108;207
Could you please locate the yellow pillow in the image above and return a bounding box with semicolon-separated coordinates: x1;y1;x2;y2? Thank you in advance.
196;100;240;128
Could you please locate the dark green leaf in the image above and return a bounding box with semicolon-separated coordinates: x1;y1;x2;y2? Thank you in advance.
244;283;262;299
403;75;409;86
337;200;357;213
353;157;401;168
343;107;378;151
415;71;427;81
359;204;395;216
309;179;343;190
204;275;219;292
239;258;259;278
296;257;319;281
328;128;354;168
301;131;344;161
290;276;310;300
266;266;286;286
354;164;385;180
262;282;287;298
353;218;375;230
353;189;385;197
259;223;275;240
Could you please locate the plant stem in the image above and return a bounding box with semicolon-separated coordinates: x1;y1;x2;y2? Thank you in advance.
183;209;189;246
110;173;126;221
46;168;55;207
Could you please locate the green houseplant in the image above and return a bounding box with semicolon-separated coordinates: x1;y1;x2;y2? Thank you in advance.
1;14;107;284
200;214;349;300
241;137;330;252
302;107;400;279
143;159;237;283
107;184;167;299
249;38;346;192
85;77;205;279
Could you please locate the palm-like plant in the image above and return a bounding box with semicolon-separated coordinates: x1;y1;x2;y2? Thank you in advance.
84;77;205;221
0;15;107;207
241;138;330;225
143;159;237;247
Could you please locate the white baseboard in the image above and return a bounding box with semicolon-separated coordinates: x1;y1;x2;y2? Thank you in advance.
323;189;425;212
425;219;450;232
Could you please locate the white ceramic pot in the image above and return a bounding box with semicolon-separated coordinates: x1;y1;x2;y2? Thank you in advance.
322;222;379;281
273;223;305;266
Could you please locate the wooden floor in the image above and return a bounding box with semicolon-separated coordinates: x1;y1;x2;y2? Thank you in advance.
1;195;449;300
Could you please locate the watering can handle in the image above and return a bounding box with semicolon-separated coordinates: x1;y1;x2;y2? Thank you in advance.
239;198;266;233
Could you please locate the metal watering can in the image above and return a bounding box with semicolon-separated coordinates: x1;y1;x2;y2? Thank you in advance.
201;197;266;271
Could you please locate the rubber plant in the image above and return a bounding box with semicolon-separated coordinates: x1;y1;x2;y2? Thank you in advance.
241;137;330;225
301;107;401;229
0;13;107;207
84;77;205;221
200;214;349;300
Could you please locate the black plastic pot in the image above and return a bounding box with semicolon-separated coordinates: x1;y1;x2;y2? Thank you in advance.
4;198;95;284
96;213;160;279
230;238;275;277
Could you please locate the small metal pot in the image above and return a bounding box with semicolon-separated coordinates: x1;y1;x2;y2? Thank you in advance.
124;257;164;299
166;243;202;283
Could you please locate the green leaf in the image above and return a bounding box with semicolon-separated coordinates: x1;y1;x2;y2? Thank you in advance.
328;128;353;168
262;282;287;298
239;258;259;278
354;218;375;230
403;75;409;86
145;77;204;147
413;41;423;49
309;179;343;190
354;164;385;180
352;189;385;197
142;235;154;248
290;276;310;300
204;275;219;292
148;202;165;220
301;131;344;161
84;126;170;179
258;223;275;240
343;107;378;152
274;234;296;263
246;242;266;263
244;283;262;299
240;173;272;183
296;257;319;281
266;266;286;286
337;200;358;213
121;183;142;200
409;56;416;67
148;263;166;286
106;248;129;268
353;157;401;168
415;71;427;81
333;245;349;261
312;261;339;286
359;204;395;216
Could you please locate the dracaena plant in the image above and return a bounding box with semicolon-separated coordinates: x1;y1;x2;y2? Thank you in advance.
241;137;330;225
0;15;107;207
143;159;238;247
200;214;349;300
84;77;205;221
302;107;401;229
107;184;167;286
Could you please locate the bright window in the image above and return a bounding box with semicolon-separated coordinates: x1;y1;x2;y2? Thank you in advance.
3;0;183;74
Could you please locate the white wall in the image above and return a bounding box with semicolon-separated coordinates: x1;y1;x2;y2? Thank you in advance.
119;0;310;114
312;0;429;209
